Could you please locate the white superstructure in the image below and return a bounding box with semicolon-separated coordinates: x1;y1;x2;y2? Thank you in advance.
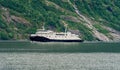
31;28;81;40
30;25;83;42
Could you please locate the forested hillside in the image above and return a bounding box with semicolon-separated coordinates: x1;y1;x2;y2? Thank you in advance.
0;0;120;41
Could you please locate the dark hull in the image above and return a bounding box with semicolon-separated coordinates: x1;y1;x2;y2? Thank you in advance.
30;36;84;42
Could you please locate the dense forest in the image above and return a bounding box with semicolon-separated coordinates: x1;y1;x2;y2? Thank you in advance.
0;0;120;41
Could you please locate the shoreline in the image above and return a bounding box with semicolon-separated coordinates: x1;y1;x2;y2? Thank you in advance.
0;40;120;43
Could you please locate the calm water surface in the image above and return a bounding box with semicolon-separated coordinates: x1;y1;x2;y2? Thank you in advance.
0;53;120;70
0;41;120;70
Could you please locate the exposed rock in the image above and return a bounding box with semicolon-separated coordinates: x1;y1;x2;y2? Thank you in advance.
45;0;64;12
103;26;120;35
45;0;73;13
11;16;30;25
93;30;110;41
69;29;80;35
0;0;120;41
61;15;80;22
103;26;120;40
110;33;120;41
68;0;111;41
1;7;11;23
1;6;30;25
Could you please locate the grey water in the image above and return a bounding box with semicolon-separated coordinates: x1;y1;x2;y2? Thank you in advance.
0;41;120;70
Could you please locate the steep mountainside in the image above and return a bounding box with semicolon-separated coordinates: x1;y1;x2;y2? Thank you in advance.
0;0;120;41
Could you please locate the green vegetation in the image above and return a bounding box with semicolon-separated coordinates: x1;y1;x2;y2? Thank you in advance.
74;0;120;31
67;21;95;40
93;24;109;35
0;0;120;41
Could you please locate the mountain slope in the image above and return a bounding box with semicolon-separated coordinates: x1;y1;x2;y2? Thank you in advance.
0;0;120;41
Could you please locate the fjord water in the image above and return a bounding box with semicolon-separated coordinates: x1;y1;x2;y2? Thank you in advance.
0;41;120;70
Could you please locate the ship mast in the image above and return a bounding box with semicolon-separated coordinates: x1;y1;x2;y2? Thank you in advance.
62;21;68;36
65;24;67;35
42;23;45;30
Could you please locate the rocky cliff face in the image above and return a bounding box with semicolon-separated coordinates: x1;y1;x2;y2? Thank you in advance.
0;0;120;41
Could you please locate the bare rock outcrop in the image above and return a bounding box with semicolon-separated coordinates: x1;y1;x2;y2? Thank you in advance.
1;6;30;25
11;16;30;25
61;15;80;22
68;0;110;41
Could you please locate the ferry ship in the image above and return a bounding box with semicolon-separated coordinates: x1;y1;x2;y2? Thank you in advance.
30;26;84;42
